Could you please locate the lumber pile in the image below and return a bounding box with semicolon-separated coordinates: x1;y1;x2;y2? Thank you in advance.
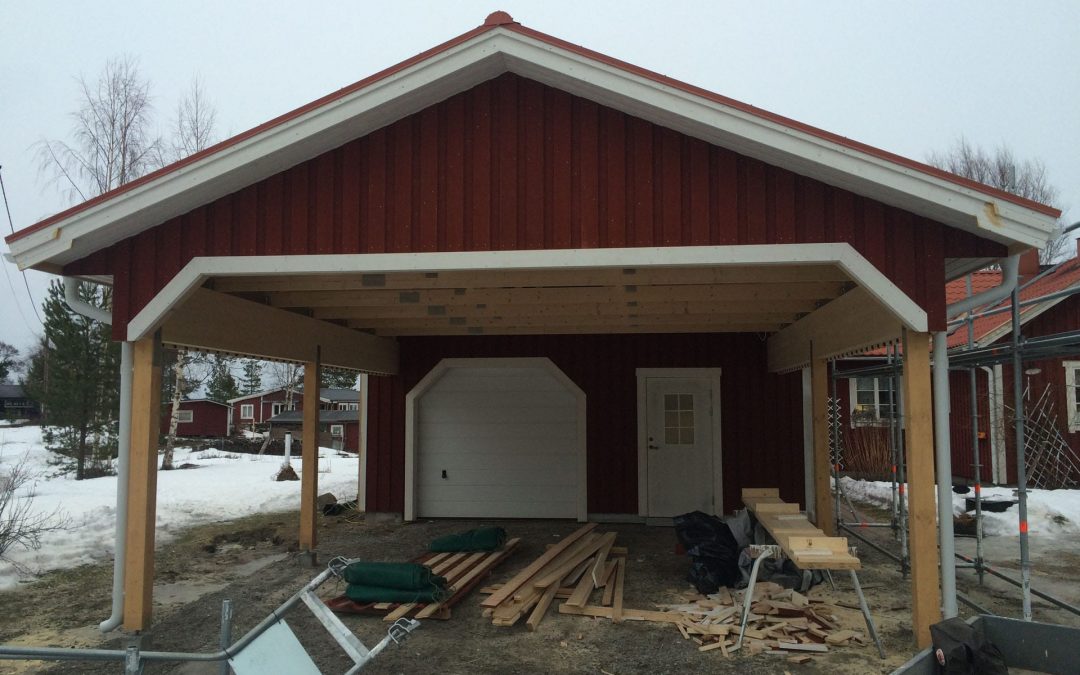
479;523;628;630
478;523;870;663
327;538;520;620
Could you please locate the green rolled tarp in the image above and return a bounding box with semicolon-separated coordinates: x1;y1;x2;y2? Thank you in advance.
429;526;507;553
345;584;447;605
341;561;446;590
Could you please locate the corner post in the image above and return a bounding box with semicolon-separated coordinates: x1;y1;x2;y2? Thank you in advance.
903;330;943;647
123;333;162;631
299;349;321;555
810;355;834;535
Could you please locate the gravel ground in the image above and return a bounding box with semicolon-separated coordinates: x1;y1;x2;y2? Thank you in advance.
2;503;1076;674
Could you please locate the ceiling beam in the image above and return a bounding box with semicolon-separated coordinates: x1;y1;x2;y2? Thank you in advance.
766;286;903;373
265;281;847;308
159;288;398;374
363;322;785;336
209;264;850;293
344;312;796;330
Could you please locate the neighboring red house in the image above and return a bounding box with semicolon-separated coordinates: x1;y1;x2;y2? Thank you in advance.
837;247;1080;486
230;387;360;429
158;398;231;437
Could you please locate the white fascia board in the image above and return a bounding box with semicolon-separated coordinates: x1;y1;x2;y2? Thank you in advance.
126;243;925;341
492;32;1056;248
10;28;1055;272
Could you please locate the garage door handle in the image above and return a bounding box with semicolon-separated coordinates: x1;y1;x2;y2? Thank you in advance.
648;444;658;450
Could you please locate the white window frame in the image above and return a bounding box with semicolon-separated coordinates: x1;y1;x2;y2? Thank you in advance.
330;424;345;437
240;403;254;419
338;402;359;411
1064;361;1080;432
848;376;900;428
177;409;194;424
271;402;288;416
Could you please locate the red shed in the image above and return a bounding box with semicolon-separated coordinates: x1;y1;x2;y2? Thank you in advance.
159;398;231;438
5;12;1059;639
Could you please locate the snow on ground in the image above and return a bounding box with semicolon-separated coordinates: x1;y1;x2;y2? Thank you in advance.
841;475;1080;538
0;426;359;590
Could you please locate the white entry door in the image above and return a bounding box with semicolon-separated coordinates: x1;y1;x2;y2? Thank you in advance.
644;376;717;517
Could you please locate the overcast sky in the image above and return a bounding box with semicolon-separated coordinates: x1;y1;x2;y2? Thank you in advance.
2;1;1078;355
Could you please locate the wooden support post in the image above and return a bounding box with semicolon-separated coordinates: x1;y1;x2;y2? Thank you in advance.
810;355;834;536
299;349;321;554
123;335;162;631
903;331;942;648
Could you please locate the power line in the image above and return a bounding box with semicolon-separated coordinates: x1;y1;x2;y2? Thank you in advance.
0;165;44;327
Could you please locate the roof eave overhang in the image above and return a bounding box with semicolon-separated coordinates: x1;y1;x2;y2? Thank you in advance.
7;27;1058;272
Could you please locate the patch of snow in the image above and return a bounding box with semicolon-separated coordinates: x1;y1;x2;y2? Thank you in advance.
840;476;1080;538
0;426;358;590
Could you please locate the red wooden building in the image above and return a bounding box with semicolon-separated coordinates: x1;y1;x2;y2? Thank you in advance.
229;387;360;429
4;12;1059;643
158;398;231;437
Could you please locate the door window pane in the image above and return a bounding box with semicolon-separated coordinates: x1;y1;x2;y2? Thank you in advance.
663;393;695;446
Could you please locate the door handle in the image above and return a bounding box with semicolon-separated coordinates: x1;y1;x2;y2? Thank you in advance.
648;444;658;450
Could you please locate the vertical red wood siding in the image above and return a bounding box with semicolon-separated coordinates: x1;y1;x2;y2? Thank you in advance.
61;73;1006;340
947;369;994;483
159;401;230;437
363;333;804;515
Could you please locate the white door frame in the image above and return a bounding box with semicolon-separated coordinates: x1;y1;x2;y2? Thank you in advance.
404;357;588;522
636;368;723;517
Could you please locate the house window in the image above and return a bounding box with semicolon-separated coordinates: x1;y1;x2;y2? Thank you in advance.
663;393;695;445
177;410;194;424
338;402;359;411
330;424;344;437
271;402;289;416
1064;361;1080;432
849;377;898;427
240;404;254;419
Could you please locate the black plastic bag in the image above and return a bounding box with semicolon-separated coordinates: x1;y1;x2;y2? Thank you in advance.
673;511;740;593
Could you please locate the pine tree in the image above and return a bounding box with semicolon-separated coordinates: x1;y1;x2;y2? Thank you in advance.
23;281;120;479
321;368;357;389
239;359;263;395
205;355;240;403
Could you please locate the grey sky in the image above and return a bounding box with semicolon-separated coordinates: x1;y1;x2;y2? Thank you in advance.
2;1;1078;355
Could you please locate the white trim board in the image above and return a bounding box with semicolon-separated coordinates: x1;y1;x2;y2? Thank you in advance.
404;357;587;522
635;368;724;518
125;243;927;342
8;26;1055;272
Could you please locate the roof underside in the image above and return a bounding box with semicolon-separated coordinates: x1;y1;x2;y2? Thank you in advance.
5;17;1059;272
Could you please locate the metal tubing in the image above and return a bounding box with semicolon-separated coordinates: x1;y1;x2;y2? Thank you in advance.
1010;285;1033;621
840;522;893;528
954;553;1080;617
957;592;992;615
895;350;910;578
948;281;1080;326
100;341;133;633
946;255;1019;319
932;331;958;618
830;361;841;534
849;569;886;659
966;276;986;587
219;599;233;675
736;551;773;649
840;523;902;564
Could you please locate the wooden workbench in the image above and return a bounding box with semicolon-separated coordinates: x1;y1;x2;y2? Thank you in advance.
742;488;860;570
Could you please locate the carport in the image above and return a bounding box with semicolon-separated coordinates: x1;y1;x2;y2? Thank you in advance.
4;11;1058;649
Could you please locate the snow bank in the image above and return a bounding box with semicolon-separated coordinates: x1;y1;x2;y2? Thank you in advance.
840;476;1080;538
0;426;359;590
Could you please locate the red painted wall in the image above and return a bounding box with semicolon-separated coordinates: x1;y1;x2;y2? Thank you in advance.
232;390;293;427
159;400;230;437
63;73;1005;340
365;333;804;515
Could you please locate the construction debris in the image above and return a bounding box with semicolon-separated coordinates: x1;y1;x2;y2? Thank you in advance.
478;524;872;660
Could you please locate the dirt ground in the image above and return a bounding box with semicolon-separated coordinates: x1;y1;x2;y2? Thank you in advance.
1;502;1078;674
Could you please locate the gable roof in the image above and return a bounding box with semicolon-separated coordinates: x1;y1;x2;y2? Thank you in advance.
227;386;357;404
268;410;358;424
179;397;231;408
947;256;1080;349
0;384;30;399
5;12;1060;273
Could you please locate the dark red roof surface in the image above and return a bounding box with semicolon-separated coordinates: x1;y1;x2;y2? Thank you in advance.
5;11;1060;246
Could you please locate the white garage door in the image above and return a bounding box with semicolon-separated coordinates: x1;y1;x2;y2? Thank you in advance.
414;362;582;519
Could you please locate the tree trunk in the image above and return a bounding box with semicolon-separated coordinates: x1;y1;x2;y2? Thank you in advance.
76;424;88;480
161;358;184;470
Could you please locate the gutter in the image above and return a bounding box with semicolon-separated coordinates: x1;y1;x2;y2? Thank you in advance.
946;255;1020;320
63;278;130;633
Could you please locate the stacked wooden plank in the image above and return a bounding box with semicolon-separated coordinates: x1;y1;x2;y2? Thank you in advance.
741;488;861;570
478;523;629;630
326;538;520;620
